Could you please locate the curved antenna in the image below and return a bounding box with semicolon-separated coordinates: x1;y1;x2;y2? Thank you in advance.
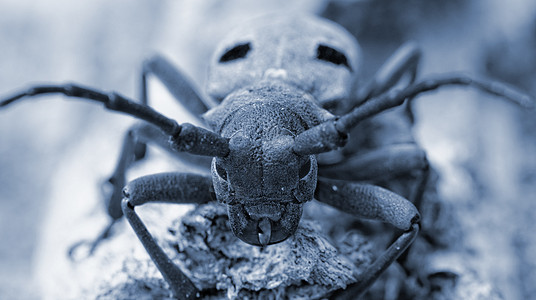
1;84;180;133
0;83;229;157
294;74;536;155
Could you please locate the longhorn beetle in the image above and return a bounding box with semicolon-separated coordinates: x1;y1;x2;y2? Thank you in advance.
1;14;534;299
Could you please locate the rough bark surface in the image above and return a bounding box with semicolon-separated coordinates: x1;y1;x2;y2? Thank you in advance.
91;203;374;299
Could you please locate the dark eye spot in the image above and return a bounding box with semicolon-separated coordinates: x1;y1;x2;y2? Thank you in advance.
299;158;311;179
215;162;228;181
219;42;251;63
316;44;352;71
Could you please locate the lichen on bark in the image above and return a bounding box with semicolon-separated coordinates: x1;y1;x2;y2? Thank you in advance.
165;203;373;299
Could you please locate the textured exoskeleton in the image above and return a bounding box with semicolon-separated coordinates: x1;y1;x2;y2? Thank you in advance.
207;14;361;109
1;13;534;300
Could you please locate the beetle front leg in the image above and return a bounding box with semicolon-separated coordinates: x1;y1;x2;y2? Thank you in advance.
336;224;419;300
105;122;212;220
68;122;212;259
121;172;213;300
319;143;430;208
315;178;420;299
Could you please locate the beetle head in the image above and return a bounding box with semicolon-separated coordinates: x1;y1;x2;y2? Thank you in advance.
207;14;361;112
211;130;317;246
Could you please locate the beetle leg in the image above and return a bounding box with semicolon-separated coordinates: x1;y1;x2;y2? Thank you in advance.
316;177;420;230
135;54;212;161
355;42;421;105
141;55;213;118
67;219;118;260
333;224;419;300
68;122;213;259
315;178;420;299
320;143;431;208
122;172;213;300
319;143;427;182
106;122;212;219
2;83;230;259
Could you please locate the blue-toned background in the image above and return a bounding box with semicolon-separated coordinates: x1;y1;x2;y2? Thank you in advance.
1;1;535;299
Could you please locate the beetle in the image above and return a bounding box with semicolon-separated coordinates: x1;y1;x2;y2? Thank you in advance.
1;13;534;299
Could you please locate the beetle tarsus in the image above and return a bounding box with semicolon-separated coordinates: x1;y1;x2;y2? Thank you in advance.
67;219;118;261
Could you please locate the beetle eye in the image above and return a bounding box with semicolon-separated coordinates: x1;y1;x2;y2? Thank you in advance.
316;44;352;71
299;158;311;179
219;42;251;62
215;162;228;181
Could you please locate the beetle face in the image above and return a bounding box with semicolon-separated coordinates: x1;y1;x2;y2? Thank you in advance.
211;131;317;246
207;14;361;110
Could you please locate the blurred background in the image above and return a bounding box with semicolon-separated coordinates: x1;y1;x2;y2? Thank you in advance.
0;0;535;299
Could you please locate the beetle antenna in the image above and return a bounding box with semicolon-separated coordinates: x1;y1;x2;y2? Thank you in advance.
0;83;229;157
340;74;535;131
294;74;535;155
1;83;182;133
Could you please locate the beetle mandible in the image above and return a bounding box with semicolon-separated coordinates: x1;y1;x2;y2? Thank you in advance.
1;13;534;299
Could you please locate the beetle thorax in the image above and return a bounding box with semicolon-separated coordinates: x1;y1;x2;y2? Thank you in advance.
206;14;361;110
